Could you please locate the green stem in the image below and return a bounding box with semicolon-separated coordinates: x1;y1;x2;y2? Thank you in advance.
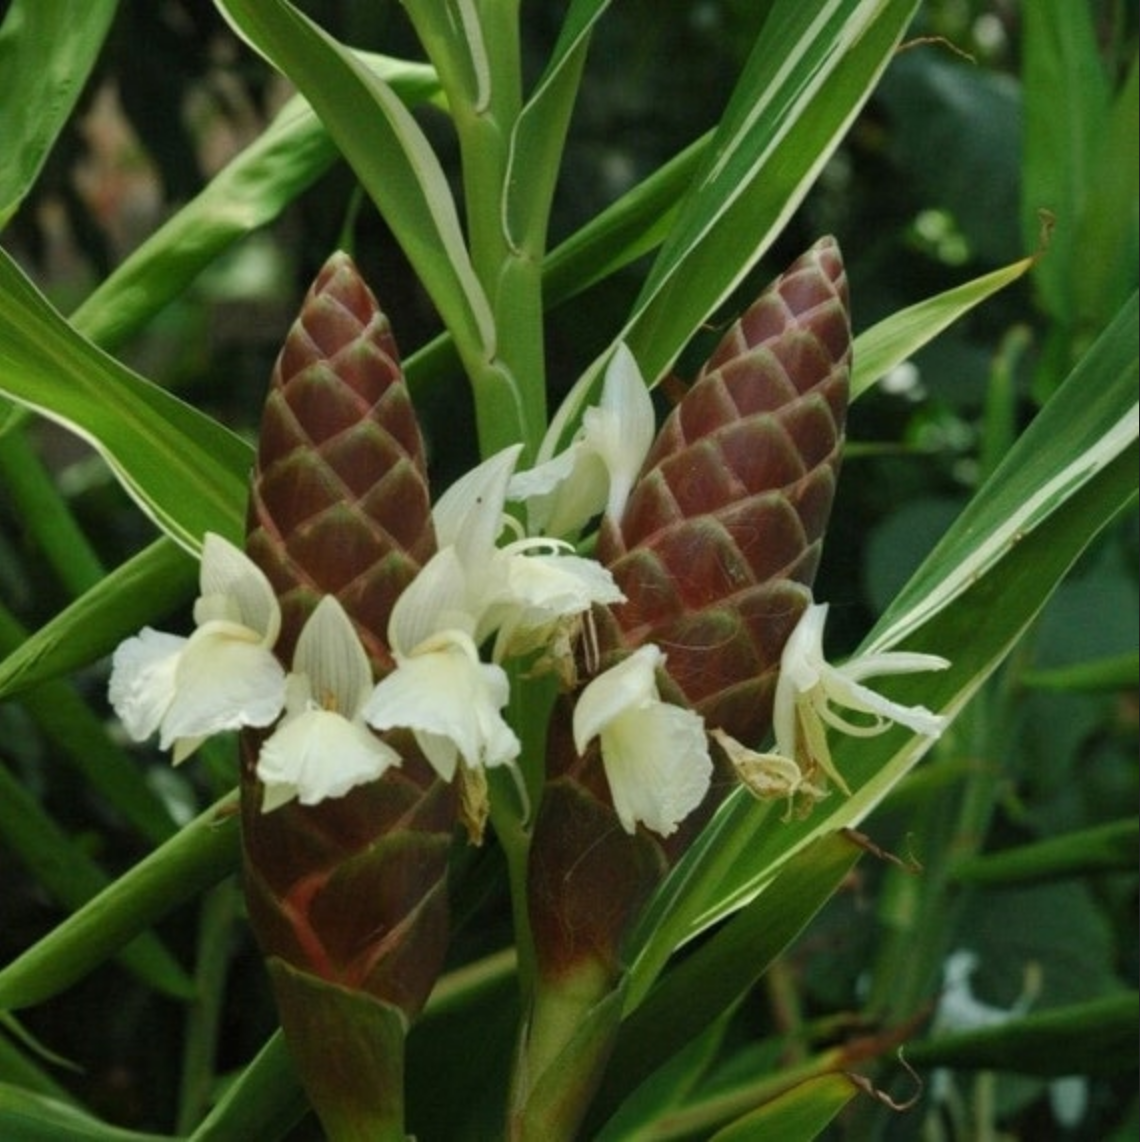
403;0;546;462
0;425;104;596
509;961;624;1142
176;880;241;1134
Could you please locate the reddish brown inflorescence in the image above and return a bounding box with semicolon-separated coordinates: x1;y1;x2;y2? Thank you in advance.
598;235;851;748
529;238;851;983
239;252;453;1022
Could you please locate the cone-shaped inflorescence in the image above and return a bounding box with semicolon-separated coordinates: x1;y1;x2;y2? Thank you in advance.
598;235;850;748
528;239;850;995
246;252;436;671
240;252;454;1032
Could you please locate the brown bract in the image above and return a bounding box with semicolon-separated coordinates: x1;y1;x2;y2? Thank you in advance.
597;236;851;749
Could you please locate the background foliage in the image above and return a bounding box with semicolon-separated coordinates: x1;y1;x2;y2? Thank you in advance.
0;1;1136;1139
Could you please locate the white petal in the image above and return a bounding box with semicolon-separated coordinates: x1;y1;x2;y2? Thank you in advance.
506;442;580;502
819;671;947;739
504;548;624;613
600;701;711;835
483;548;625;657
363;636;520;777
292;596;373;716
841;650;951;682
388;546;475;655
257;708;400;810
412;730;461;783
160;624;286;747
195;533;281;645
778;602;828;691
432;445;522;560
585;342;656;522
509;443;610;538
109;628;186;741
573;644;663;754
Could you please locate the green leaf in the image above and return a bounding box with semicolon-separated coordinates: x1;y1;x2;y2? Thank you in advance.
907;992;1139;1077
596;832;860;1119
708;1073;859;1142
0;1085;169;1142
851;254;1037;401
0;600;179;845
1074;51;1140;329
1021;650;1139;692
626;0;918;378
0;0;119;229
0;792;240;1010
503;0;610;256
628;295;1138;994
869;293;1138;656
952;819;1139;886
217;0;494;366
0;538;196;699
69;57;440;355
0;428;104;596
0;249;251;552
543;0;919;456
592;1019;728;1142
189;1032;308;1142
542;134;710;309
1021;0;1112;323
0;760;190;999
0;1027;77;1107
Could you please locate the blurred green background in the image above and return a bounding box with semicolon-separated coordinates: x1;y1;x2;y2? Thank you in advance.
0;2;1135;1138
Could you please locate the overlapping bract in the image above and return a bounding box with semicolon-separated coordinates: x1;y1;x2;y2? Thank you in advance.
245;251;436;672
528;238;852;984
239;252;451;1022
598;236;851;749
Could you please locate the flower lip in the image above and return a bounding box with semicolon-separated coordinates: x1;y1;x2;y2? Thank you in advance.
255;596;402;811
735;600;950;808
573;644;712;836
108;533;287;762
363;628;520;782
508;342;655;536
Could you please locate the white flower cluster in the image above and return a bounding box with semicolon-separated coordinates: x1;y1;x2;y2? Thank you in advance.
109;345;950;836
111;348;708;835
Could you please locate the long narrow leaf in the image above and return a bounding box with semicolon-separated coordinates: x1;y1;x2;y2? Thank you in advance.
217;0;494;364
866;293;1139;656
0;1086;168;1142
0;601;179;844
542;0;918;458
503;0;610;254
0;793;240;1010
952;819;1139;885
0;538;195;699
627;297;1138;998
0;251;251;552
708;1073;859;1142
189;1033;308;1142
851;254;1037;400
592;832;860;1126
628;0;917;372
906;992;1139;1077
0;761;191;999
0;0;119;228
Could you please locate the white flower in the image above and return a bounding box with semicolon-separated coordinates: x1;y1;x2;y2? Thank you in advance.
720;602;949;807
109;533;286;763
509;343;655;535
362;549;520;781
573;645;711;836
256;596;401;812
432;444;624;659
